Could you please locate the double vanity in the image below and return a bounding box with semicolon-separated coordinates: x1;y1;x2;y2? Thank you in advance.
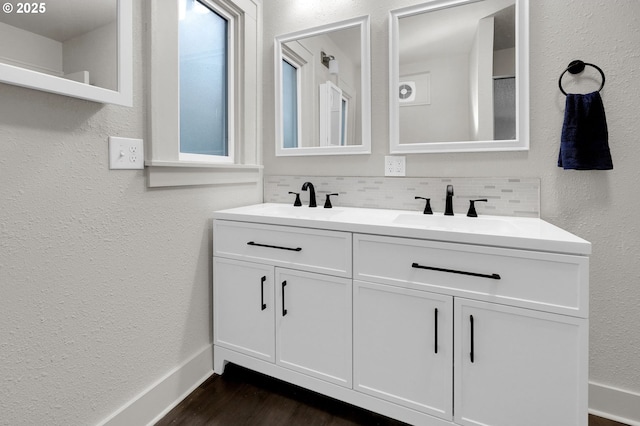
212;201;590;426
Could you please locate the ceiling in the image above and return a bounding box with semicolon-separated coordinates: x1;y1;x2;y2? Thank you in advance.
0;0;116;42
399;0;516;64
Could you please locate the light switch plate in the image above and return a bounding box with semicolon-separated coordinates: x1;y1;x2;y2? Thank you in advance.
109;137;144;170
385;155;406;176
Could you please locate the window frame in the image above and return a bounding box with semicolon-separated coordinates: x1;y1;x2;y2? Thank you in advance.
276;41;314;153
146;0;262;187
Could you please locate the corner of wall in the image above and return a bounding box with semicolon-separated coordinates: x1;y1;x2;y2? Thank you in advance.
98;345;214;426
589;381;640;426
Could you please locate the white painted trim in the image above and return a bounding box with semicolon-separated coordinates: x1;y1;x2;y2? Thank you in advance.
589;381;640;426
97;344;214;426
146;163;262;188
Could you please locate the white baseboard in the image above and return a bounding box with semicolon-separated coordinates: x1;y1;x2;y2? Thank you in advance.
97;354;640;426
98;344;214;426
590;381;640;426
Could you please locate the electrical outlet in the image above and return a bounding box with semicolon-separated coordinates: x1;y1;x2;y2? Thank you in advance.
385;155;406;177
109;137;144;170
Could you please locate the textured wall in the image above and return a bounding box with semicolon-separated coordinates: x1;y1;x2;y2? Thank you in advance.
263;0;640;395
0;2;261;425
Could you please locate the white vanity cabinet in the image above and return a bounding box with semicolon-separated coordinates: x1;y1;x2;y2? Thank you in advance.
213;220;353;388
454;298;587;426
213;257;275;362
353;233;588;426
275;268;352;387
353;281;453;420
213;204;590;426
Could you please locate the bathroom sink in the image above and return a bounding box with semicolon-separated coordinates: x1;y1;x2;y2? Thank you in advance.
234;203;346;219
214;203;591;255
392;213;520;234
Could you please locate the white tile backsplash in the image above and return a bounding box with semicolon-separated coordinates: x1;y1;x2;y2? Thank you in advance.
264;176;540;217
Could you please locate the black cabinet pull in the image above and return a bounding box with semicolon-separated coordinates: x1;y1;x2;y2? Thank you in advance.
247;241;302;252
470;315;475;363
260;276;267;311
281;281;288;316
434;308;438;354
411;262;500;280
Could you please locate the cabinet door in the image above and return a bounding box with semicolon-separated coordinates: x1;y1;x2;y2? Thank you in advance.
353;280;453;420
275;268;352;387
213;258;275;362
454;298;588;426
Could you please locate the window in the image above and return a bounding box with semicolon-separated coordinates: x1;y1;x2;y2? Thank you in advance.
147;0;262;187
179;0;232;162
282;59;299;149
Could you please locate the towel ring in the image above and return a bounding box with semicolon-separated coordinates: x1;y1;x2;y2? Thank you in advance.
558;60;605;95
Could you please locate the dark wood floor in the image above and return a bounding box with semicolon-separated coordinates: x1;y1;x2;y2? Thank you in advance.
156;363;628;426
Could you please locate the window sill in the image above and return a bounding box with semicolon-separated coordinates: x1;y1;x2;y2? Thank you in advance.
145;161;263;188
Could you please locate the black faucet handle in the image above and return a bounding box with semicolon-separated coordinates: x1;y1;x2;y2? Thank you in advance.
467;199;488;217
415;196;433;215
288;191;302;207
324;193;339;209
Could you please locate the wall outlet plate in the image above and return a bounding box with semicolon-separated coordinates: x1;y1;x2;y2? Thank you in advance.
109;137;144;170
385;155;406;177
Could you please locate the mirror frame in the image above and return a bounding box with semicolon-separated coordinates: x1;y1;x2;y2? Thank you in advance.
389;0;529;154
274;15;371;156
0;0;132;107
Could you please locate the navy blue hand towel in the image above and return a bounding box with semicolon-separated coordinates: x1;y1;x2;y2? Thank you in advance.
558;91;613;170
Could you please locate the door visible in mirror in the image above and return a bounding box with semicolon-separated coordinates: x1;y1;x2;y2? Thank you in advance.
390;0;529;153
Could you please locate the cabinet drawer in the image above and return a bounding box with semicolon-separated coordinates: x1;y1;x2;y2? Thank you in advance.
214;220;352;278
354;234;588;317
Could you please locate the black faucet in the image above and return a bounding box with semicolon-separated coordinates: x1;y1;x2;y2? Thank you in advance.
444;185;454;216
301;182;317;207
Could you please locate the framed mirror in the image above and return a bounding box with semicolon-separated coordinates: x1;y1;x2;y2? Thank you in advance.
389;0;529;153
0;0;132;106
275;15;371;156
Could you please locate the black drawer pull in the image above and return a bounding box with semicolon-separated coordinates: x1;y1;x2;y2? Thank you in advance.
434;308;438;354
411;262;500;280
260;276;267;311
282;281;288;317
247;241;302;252
470;315;475;363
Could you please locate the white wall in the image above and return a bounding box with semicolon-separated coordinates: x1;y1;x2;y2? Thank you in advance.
263;0;640;420
63;21;117;90
399;54;471;143
0;22;63;75
0;2;261;425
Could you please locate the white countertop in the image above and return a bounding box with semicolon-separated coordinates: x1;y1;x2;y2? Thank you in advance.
213;203;591;255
